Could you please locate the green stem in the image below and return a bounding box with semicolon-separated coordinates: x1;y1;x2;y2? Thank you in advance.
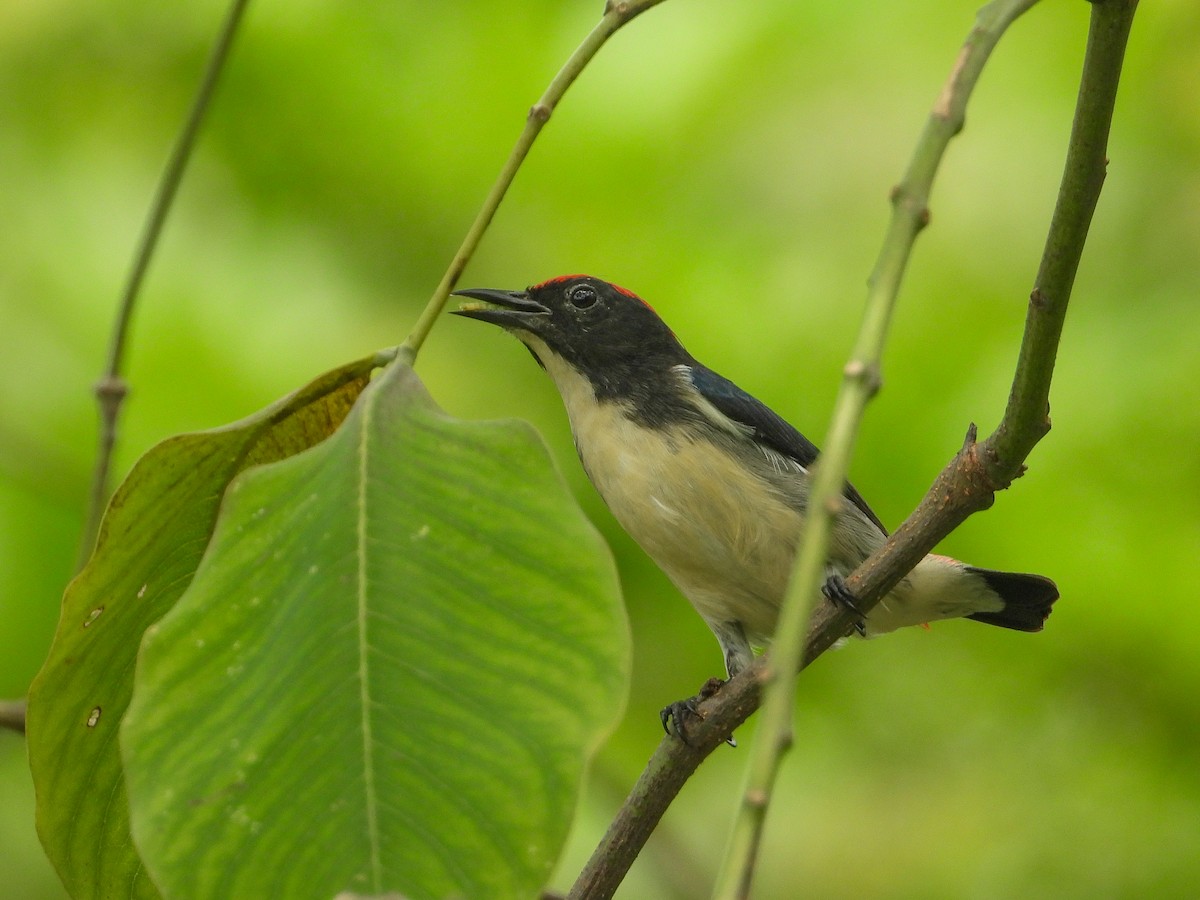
990;0;1138;468
846;0;1139;616
568;1;1137;895
574;5;1140;892
400;0;672;359
711;2;1042;895
78;0;253;571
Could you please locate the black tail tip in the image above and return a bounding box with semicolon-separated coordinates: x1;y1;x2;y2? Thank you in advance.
964;567;1059;632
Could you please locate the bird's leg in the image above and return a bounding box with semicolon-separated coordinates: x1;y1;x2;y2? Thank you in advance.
661;620;750;745
822;572;867;636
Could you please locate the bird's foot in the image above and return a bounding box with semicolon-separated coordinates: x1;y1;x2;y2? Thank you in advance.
660;677;737;747
822;573;867;636
659;697;700;741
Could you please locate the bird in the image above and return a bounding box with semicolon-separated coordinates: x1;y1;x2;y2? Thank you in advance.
452;275;1058;723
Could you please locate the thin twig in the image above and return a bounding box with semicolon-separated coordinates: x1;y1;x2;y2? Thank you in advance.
711;1;1041;895
569;0;1138;896
400;0;673;361
78;0;253;571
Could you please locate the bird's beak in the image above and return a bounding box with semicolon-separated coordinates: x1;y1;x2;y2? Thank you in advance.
450;288;550;330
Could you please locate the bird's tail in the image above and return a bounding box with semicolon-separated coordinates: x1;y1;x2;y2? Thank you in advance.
964;567;1059;632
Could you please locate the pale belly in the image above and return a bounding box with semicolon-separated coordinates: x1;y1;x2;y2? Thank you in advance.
572;407;805;643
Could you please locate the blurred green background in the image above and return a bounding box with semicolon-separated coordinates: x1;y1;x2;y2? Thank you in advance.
2;0;1197;897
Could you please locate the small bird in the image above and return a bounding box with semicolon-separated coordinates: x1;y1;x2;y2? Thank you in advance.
453;276;1058;702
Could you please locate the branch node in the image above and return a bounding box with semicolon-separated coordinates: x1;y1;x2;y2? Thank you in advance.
961;421;978;451
843;359;883;397
968;440;1003;501
888;184;931;232
605;0;645;22
744;788;769;810
528;102;552;123
94;374;129;414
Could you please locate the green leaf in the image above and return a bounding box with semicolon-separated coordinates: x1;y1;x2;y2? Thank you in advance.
120;361;629;900
26;354;383;900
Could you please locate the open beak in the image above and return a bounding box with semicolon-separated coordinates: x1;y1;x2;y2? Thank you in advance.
450;288;550;329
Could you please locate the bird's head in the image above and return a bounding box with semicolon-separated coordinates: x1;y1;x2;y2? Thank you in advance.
452;275;690;398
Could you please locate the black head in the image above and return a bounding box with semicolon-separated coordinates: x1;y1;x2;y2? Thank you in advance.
452;275;692;398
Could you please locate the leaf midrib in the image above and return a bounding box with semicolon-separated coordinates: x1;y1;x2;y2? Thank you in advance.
355;388;383;891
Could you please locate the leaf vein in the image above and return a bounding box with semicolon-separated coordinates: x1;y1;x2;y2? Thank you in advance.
356;399;383;891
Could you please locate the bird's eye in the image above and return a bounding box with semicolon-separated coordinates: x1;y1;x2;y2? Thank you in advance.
567;284;598;309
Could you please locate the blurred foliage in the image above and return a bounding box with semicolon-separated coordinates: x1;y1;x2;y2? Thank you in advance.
1;0;1197;897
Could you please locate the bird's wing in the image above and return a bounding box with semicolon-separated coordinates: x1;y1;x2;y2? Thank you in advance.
686;364;888;535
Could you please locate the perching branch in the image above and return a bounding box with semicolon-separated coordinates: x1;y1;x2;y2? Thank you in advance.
78;0;252;571
400;0;673;364
712;1;1042;894
569;1;1138;897
843;0;1137;617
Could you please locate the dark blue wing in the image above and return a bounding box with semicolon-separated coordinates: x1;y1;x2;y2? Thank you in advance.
688;364;888;535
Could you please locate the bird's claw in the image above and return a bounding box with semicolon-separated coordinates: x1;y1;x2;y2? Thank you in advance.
822;574;867;636
660;678;737;747
659;697;699;739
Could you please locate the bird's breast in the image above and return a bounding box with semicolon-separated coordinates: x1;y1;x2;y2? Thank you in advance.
566;395;804;626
